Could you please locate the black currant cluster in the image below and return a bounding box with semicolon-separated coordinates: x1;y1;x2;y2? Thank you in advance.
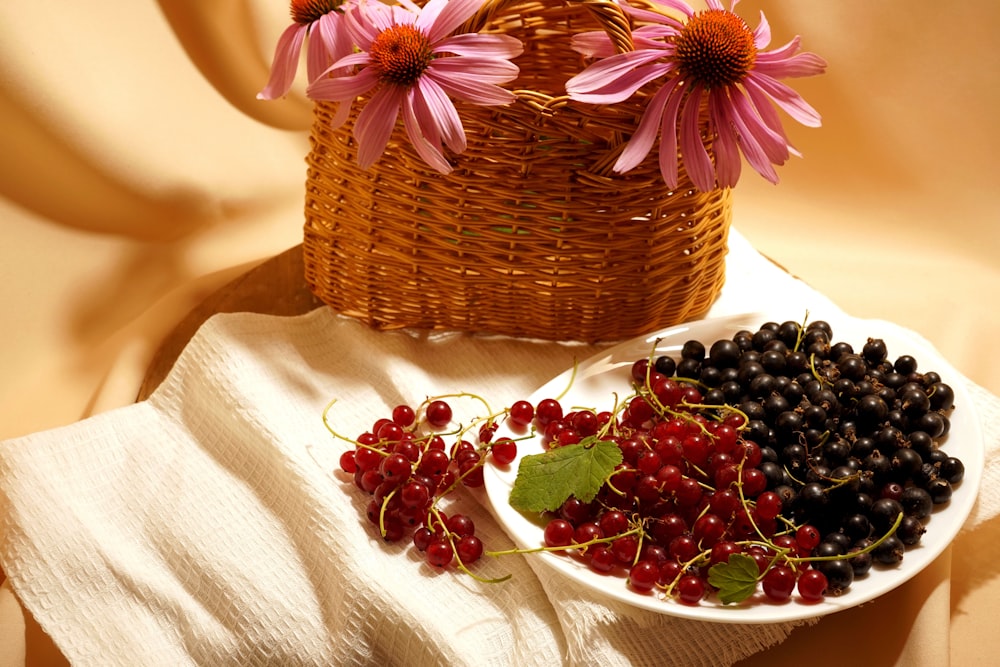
657;319;964;592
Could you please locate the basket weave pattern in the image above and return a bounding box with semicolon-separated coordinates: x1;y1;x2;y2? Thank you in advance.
302;0;733;342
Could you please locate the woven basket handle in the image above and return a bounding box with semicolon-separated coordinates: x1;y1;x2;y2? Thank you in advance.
580;0;634;53
458;0;634;54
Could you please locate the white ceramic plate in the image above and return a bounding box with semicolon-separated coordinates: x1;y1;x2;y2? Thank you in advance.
482;312;985;623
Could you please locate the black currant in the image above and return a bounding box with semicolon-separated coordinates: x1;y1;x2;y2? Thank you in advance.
815;558;855;595
862;338;888;365
869;497;904;533
896;516;926;546
872;534;905;566
899;486;933;520
928;382;955;411
926;478;953;505
654;355;677;377
681;339;705;361
939;456;965;484
894;355;918;375
708;339;741;368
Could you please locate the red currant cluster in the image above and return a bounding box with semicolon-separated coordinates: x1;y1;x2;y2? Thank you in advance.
335;396;520;576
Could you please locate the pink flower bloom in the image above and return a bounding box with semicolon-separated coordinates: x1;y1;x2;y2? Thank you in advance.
306;0;523;174
257;0;354;101
566;0;827;191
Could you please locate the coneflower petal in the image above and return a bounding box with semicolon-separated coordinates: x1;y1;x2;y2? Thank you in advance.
679;85;716;192
428;57;519;84
416;76;467;154
307;59;377;100
403;90;454;173
427;69;517;106
752;11;771;50
730;86;790;164
566;52;673;102
724;91;781;183
745;73;822;127
420;0;485;44
257;24;307;100
354;86;404;168
614;77;681;174
435;33;523;59
709;89;742;189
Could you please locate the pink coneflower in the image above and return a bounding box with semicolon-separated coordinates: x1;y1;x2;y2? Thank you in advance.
305;0;523;174
257;0;353;100
566;0;826;191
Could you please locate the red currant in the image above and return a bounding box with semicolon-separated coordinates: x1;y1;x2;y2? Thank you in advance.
412;526;434;551
659;560;683;585
400;481;430;509
713;424;739;453
611;535;640;564
572;410;600;436
598;510;629;537
674;476;703;507
559;497;591;525
446;513;475;538
797;569;828;602
772;534;801;558
338;450;357;474
676;574;706;605
543;519;574;548
354;446;383;472
392;439;420;462
588;544;617;573
379;452;412;483
426;539;454;568
573;522;603;545
754;491;783;521
709;488;740;519
668;534;699;562
391;404;416;427
456;535;484;564
795;524;822;553
628;560;660;592
490;437;518;466
636;449;662;476
692;513;726;547
425;400;453;428
556;428;581;446
535;398;563;426
416;449;450;478
762;565;796;602
376;421;404;443
627;396;654;424
508;400;534;427
740;467;767;497
630;358;650;383
710;540;742;566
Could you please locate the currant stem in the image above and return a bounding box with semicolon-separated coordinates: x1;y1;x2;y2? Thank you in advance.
485;525;644;558
786;512;904;566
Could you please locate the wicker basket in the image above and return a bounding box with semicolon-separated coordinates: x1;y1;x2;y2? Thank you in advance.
302;0;733;342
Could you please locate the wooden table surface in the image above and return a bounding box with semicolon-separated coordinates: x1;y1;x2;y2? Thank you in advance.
136;244;322;401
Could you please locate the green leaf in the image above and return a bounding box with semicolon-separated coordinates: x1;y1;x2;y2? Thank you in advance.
707;553;761;605
508;438;623;513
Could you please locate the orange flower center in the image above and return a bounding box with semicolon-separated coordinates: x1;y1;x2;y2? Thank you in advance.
290;0;341;25
674;9;757;88
369;24;435;87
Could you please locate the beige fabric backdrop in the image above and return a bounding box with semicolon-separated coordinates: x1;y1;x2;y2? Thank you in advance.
1;0;998;664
